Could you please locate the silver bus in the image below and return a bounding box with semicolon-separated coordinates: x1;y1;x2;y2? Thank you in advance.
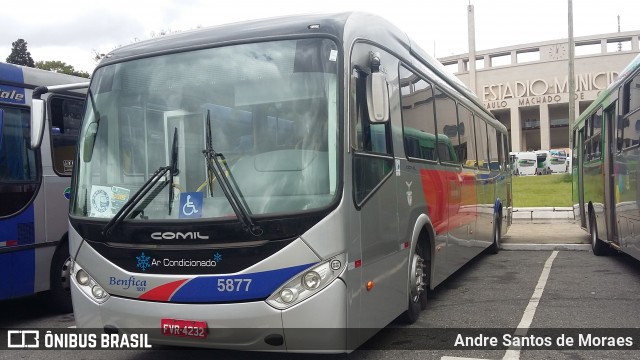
32;12;511;351
0;62;86;311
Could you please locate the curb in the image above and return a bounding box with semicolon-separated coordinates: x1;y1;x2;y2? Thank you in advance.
501;244;590;251
512;207;574;221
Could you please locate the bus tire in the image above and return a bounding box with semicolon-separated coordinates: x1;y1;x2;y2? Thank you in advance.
589;212;608;256
400;240;427;324
488;215;501;254
49;242;73;313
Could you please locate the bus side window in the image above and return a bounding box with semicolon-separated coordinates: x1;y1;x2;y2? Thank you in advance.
352;68;392;156
488;126;499;171
398;65;436;162
433;86;459;164
592;108;602;159
458;104;476;169
620;74;640;150
476;119;489;170
352;59;394;205
49;97;84;175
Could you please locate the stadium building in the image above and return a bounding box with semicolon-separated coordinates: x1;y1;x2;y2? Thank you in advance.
438;18;639;152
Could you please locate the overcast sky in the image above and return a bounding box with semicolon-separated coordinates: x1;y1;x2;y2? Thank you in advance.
1;0;637;74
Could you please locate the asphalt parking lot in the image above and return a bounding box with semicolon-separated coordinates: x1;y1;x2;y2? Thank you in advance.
0;214;637;360
2;233;639;360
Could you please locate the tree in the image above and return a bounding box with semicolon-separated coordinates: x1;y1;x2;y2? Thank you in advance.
6;39;35;67
35;60;90;78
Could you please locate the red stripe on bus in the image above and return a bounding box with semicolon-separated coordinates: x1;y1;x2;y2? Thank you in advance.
139;279;188;301
419;169;478;235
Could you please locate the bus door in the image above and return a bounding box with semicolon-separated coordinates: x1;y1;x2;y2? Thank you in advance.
603;103;619;244
577;128;586;228
40;95;84;244
350;44;404;336
474;120;493;246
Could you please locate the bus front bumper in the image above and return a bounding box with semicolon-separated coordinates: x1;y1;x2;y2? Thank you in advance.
70;277;348;352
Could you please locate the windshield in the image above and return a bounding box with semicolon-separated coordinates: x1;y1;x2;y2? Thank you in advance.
71;38;339;221
0;106;36;183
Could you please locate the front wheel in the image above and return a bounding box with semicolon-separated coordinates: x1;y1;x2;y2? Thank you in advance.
400;241;427;324
49;243;73;313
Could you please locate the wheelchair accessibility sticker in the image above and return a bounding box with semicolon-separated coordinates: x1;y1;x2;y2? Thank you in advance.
179;192;203;219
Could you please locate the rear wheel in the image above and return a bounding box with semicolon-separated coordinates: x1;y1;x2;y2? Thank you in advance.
590;212;608;256
49;243;73;313
400;241;427;324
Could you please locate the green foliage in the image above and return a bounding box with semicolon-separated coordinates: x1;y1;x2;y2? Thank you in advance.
6;39;35;67
512;174;572;207
35;60;90;78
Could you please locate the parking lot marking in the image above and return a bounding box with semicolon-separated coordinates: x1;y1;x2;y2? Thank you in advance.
440;251;560;360
502;250;559;360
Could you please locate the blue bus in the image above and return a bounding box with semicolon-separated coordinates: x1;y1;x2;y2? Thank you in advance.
0;62;87;311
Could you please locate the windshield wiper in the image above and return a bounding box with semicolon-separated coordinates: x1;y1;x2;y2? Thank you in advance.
202;110;262;237
168;127;179;215
102;166;170;238
102;128;179;237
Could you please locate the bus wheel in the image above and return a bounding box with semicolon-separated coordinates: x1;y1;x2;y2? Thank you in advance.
488;215;501;254
590;213;608;256
401;241;427;324
49;243;73;313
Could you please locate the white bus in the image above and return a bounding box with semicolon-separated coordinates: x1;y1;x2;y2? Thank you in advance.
511;151;537;176
0;62;87;311
32;12;511;351
535;150;567;174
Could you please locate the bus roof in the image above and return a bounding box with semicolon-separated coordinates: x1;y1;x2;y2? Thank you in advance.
97;12;502;131
0;62;88;89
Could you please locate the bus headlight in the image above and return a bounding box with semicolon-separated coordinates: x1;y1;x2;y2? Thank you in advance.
76;269;90;286
267;253;345;310
72;263;110;304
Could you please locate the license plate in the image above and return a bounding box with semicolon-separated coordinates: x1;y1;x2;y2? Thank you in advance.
161;318;207;339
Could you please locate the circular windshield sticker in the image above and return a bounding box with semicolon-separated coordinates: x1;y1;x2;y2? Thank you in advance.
90;185;113;217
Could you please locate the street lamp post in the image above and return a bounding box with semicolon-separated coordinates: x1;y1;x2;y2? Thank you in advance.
568;0;576;151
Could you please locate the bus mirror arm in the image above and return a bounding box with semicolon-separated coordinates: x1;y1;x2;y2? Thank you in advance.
30;83;90;150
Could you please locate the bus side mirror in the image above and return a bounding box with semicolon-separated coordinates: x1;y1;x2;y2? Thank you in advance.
30;98;46;149
366;72;389;123
83;122;98;162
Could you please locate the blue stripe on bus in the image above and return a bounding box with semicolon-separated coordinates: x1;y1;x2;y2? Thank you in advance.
0;204;35;245
0;204;36;300
0;249;36;300
0;62;26;105
169;263;315;303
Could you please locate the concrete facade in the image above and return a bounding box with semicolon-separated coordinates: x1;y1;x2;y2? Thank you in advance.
439;31;640;152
